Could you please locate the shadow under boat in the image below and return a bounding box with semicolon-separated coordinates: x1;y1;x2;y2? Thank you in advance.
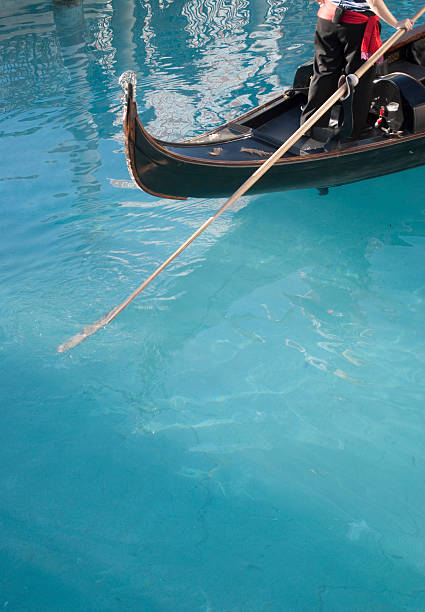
121;24;425;200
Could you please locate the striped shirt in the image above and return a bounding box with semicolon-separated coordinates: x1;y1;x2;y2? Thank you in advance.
330;0;372;12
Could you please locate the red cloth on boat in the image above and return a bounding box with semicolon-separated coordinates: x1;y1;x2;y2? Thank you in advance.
317;2;382;60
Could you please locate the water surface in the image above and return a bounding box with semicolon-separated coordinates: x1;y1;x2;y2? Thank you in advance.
1;1;425;610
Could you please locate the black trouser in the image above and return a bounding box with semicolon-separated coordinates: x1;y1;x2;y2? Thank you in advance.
300;17;376;137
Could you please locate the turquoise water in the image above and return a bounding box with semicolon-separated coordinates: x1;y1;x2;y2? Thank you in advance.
2;1;425;610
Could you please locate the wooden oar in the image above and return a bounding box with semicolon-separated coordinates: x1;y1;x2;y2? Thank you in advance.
57;6;425;353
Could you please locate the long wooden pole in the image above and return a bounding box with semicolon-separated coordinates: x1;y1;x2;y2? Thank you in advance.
58;6;425;353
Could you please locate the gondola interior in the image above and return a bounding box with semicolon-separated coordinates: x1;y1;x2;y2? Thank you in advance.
166;27;425;161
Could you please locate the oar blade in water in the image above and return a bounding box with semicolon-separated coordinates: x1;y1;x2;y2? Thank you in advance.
57;305;121;353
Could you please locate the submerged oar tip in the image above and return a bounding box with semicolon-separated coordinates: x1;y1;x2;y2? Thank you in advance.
57;305;122;354
57;331;89;353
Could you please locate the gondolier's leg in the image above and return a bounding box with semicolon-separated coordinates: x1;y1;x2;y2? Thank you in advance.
301;18;345;128
301;18;373;136
344;35;376;138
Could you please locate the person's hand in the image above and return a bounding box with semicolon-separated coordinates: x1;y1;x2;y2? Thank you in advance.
396;18;413;30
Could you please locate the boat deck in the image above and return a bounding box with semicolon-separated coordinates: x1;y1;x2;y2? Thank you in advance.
164;101;387;163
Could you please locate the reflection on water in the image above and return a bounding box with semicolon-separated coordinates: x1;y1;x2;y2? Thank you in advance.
119;180;425;433
182;0;250;47
0;0;308;160
136;0;300;138
0;1;115;110
3;1;425;610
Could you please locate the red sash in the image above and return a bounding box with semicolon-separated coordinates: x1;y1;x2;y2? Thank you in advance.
317;1;382;59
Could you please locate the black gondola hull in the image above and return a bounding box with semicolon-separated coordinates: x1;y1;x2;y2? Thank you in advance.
122;24;425;199
130;113;425;198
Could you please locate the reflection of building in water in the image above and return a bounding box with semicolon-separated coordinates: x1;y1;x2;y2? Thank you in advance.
0;5;63;111
109;0;138;75
0;1;119;110
0;1;128;199
182;0;250;48
181;0;288;47
265;0;288;25
140;0;157;65
52;0;102;198
137;0;289;139
0;0;295;147
91;7;116;73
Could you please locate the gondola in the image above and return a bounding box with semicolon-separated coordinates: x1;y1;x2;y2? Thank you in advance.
120;24;425;200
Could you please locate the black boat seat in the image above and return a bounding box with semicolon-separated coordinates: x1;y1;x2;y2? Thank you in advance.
253;118;333;156
252;104;303;148
251;98;352;154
